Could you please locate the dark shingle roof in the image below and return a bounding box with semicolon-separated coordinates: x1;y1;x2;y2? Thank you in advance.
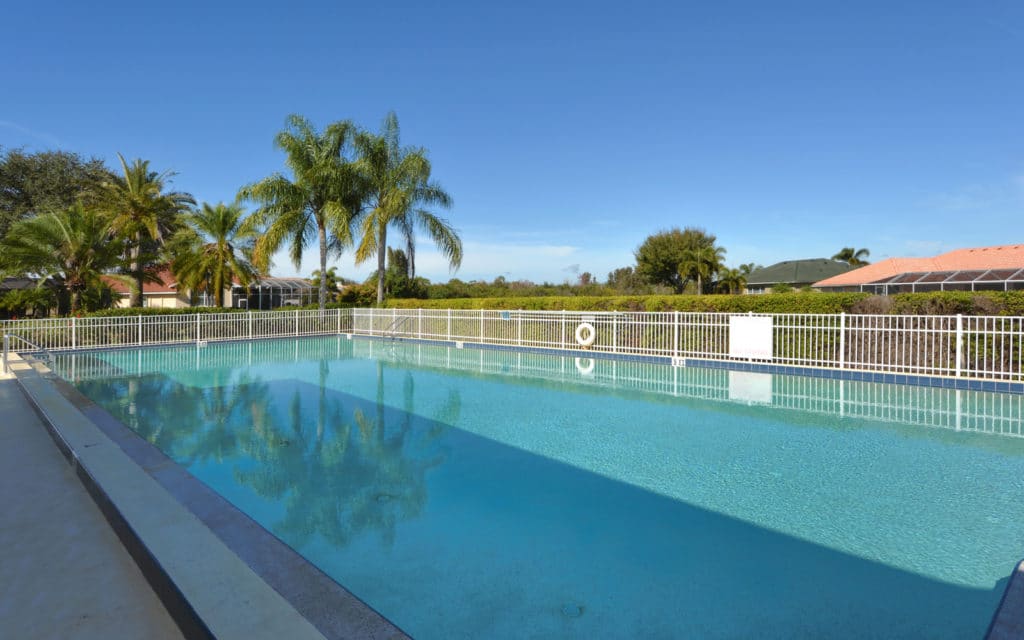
0;277;47;292
746;259;856;286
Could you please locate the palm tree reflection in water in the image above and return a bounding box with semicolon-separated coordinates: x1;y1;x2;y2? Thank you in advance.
90;358;459;550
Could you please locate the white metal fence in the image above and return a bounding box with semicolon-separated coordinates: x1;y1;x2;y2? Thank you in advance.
353;308;1024;382
3;308;1023;382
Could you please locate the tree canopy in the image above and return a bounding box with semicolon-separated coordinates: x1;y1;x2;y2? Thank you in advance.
353;112;462;304
101;154;195;307
170;202;259;307
634;227;719;293
239;115;361;310
832;247;871;266
0;147;113;240
0;202;124;312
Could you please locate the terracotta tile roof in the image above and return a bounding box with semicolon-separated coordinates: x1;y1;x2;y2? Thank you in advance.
102;267;178;295
815;244;1024;287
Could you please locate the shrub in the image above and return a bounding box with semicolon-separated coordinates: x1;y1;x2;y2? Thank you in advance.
848;295;893;315
385;290;1024;316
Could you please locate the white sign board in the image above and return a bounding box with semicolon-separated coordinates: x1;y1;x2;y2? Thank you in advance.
728;371;774;405
728;315;773;360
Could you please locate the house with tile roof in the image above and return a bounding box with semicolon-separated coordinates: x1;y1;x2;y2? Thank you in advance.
102;267;195;308
102;267;318;309
814;244;1024;293
744;259;857;294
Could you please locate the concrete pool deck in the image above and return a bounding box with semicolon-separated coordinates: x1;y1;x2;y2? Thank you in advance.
0;376;182;639
3;354;407;639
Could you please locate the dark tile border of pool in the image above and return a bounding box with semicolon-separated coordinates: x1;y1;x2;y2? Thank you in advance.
9;353;409;640
987;561;1024;639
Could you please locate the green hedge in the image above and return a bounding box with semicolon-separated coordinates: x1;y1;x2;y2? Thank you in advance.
72;290;1024;317
384;290;1024;315
384;293;864;313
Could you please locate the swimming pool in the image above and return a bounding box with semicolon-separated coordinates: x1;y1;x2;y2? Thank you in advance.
52;336;1024;638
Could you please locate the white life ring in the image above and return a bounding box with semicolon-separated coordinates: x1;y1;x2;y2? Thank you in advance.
575;357;595;376
574;322;596;347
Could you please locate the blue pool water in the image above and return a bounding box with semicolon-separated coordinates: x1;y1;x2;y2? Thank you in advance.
53;336;1024;638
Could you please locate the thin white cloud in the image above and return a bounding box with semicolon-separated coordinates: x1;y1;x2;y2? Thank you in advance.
0;120;61;148
903;239;946;256
924;176;1024;212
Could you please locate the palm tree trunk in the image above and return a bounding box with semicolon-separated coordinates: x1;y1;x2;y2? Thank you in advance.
376;225;387;305
128;238;144;309
318;223;328;311
697;273;702;296
407;238;415;280
214;268;224;308
130;240;143;307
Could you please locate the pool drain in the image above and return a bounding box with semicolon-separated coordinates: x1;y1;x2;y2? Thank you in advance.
560;602;585;618
375;493;395;503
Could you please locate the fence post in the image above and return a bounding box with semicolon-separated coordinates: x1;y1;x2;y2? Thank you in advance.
195;313;201;343
2;333;9;374
336;309;341;334
955;314;963;377
447;308;452;342
517;313;522;346
72;316;77;350
248;312;254;340
838;312;846;369
295;310;299;336
673;311;679;360
561;310;566;349
612;311;618;353
480;309;484;342
418;308;422;339
138;315;142;346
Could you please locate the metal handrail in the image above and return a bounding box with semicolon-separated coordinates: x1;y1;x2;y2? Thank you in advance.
383;314;413;340
2;333;56;373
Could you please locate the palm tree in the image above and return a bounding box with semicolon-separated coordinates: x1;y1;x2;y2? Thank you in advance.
739;262;760;276
102;154;195;307
717;267;747;294
353;112;462;304
679;244;727;295
0;202;124;312
832;247;871;266
310;267;340;302
170;202;259;307
238;115;361;311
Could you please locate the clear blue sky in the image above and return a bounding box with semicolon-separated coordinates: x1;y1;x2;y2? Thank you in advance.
3;0;1022;283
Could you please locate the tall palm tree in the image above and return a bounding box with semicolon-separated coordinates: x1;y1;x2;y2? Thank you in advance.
832;247;871;266
353;112;462;304
238;115;361;311
102;154;195;307
0;202;124;312
679;244;727;295
717;267;747;294
170;202;259;307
